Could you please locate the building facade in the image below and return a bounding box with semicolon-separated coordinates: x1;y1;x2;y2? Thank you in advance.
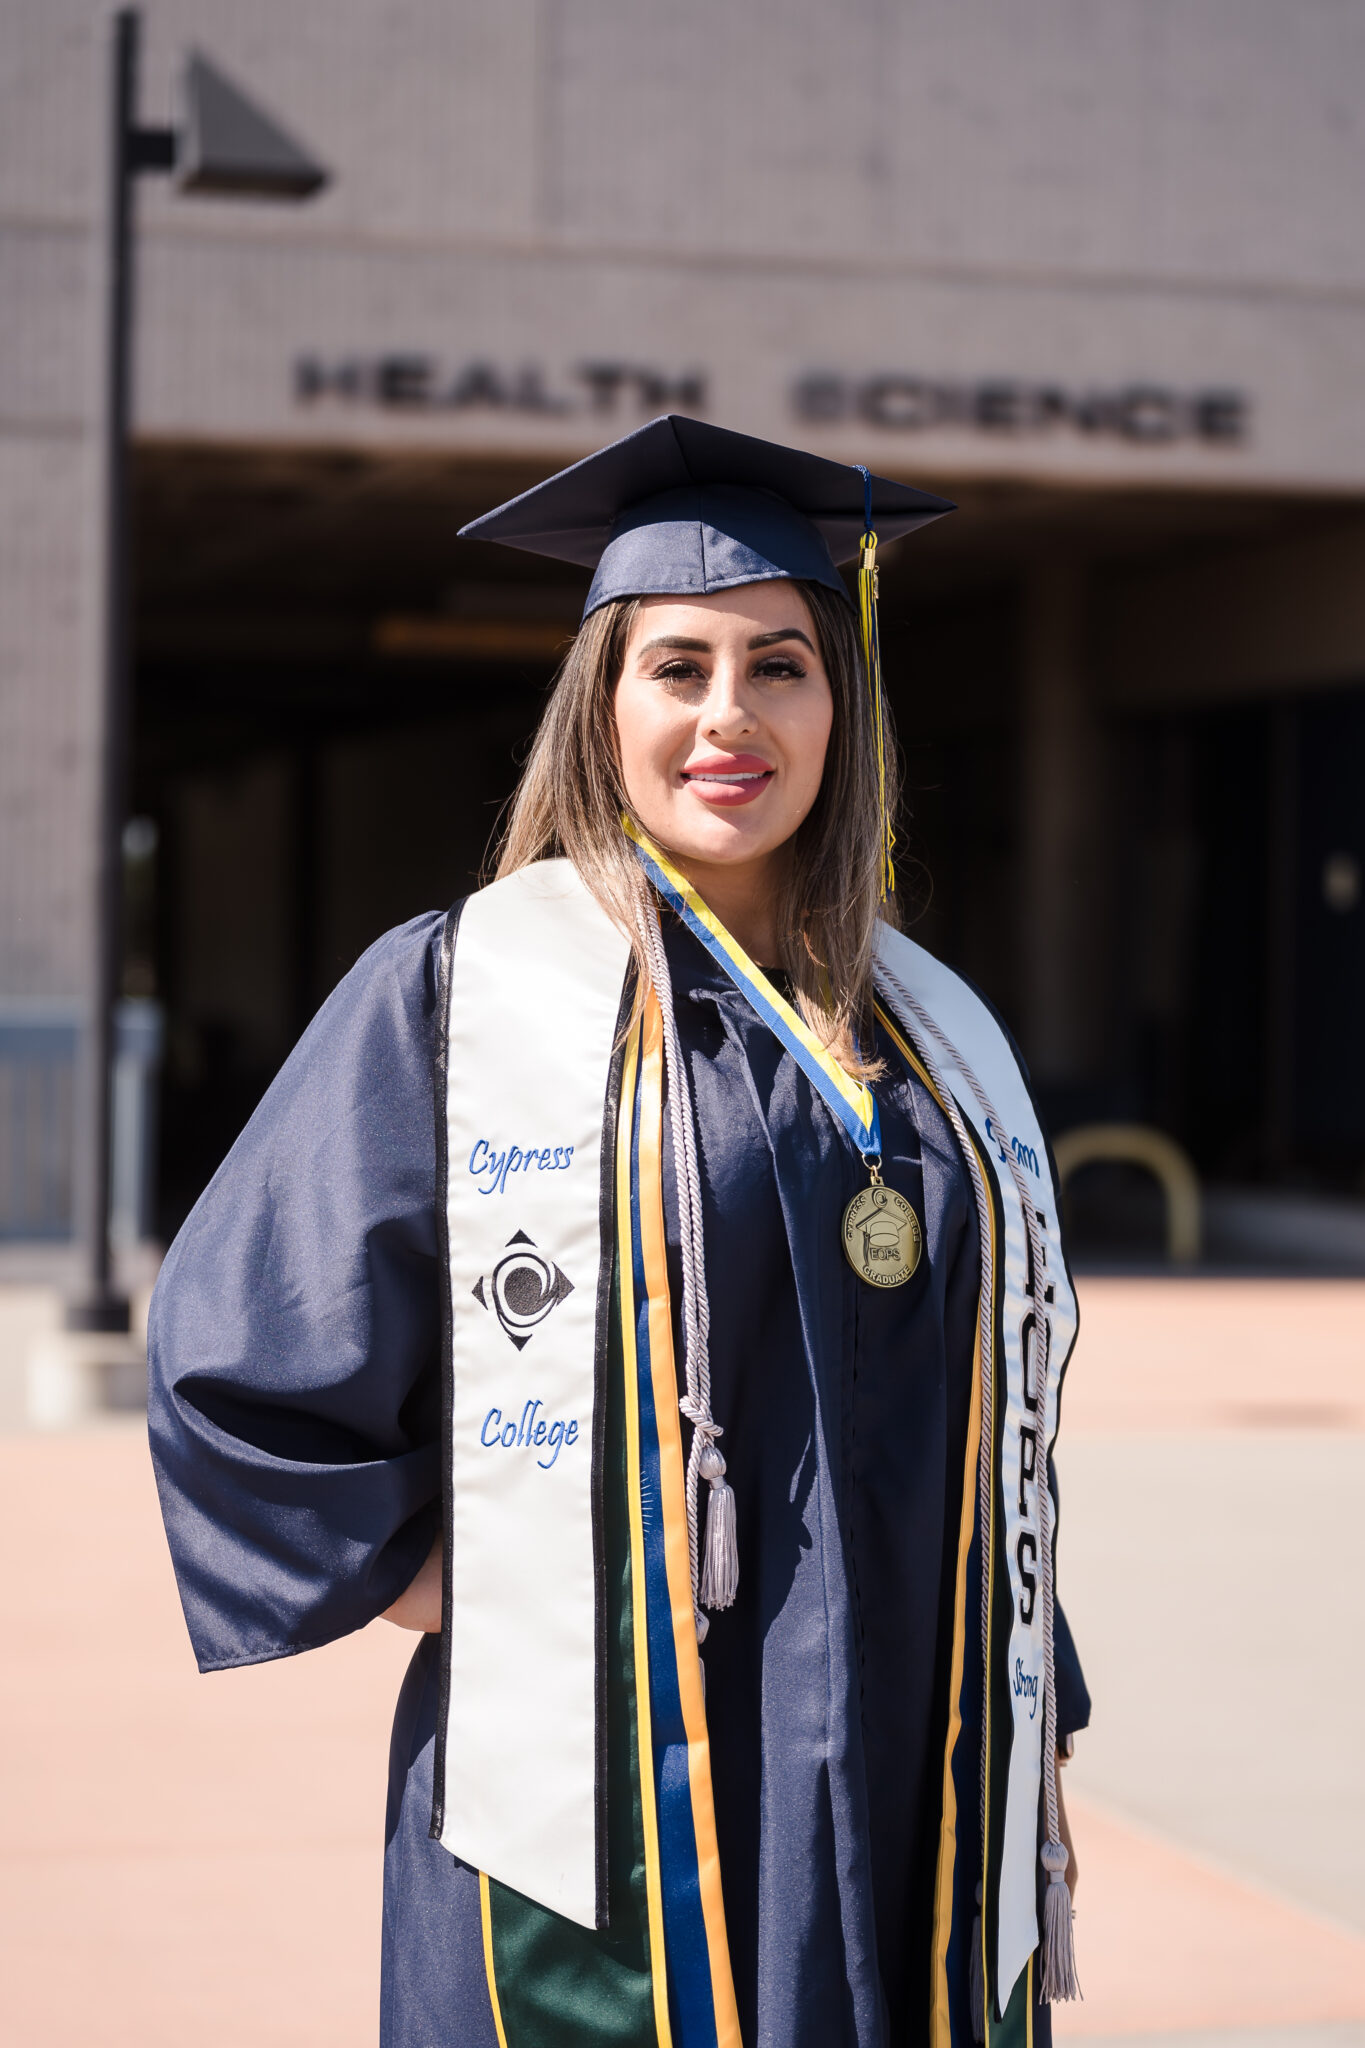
4;0;1365;1238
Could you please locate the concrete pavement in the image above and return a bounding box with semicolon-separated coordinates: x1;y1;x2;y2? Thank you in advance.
0;1425;413;2047
0;1275;1362;2045
1055;1278;1365;2048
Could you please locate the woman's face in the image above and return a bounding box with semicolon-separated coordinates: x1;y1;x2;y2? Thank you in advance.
613;580;834;878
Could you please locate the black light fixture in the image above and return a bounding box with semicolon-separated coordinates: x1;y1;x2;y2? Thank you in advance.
67;12;329;1334
177;52;329;199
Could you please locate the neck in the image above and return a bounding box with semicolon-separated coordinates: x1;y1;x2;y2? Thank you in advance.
671;848;786;966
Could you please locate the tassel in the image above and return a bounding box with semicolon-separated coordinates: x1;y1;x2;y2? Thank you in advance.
698;1440;738;1609
854;466;895;901
969;1882;985;2043
1039;1841;1081;2004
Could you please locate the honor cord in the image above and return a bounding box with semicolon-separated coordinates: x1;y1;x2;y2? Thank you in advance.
637;899;737;1638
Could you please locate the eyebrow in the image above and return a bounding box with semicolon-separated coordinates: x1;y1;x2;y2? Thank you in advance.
634;627;816;658
749;628;815;653
634;635;712;657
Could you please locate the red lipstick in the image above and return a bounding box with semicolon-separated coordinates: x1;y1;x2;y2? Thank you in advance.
680;753;775;808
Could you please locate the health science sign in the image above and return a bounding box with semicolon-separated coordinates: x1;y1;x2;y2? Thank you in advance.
293;354;1250;449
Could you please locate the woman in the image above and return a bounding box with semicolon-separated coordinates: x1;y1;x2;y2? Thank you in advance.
149;416;1088;2048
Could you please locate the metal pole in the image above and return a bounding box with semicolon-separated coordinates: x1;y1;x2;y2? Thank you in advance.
68;8;138;1332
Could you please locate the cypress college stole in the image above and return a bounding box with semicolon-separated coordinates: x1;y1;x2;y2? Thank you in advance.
432;858;1078;2048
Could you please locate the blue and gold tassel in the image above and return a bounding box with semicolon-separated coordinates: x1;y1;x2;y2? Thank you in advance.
855;465;895;900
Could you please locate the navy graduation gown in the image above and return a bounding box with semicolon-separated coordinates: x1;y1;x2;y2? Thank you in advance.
149;910;1089;2048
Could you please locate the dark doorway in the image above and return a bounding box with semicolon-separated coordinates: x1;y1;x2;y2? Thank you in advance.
131;443;1043;1237
1292;691;1365;1173
1110;682;1365;1192
130;442;1359;1240
132;446;585;1235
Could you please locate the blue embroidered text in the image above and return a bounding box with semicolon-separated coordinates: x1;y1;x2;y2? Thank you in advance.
984;1116;1040;1179
480;1400;580;1469
1012;1656;1040;1719
469;1138;574;1196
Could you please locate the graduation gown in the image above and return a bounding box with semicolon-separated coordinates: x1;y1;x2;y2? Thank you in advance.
148;907;1089;2048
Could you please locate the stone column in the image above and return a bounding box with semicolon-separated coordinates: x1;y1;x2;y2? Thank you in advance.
1019;559;1109;1092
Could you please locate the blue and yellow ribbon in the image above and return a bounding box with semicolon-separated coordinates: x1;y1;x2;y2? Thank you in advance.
624;818;882;1159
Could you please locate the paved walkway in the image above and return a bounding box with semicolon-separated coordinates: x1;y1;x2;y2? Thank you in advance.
1056;1279;1365;2048
0;1425;411;2047
0;1276;1362;2045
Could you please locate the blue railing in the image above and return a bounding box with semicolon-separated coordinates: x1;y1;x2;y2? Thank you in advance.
0;1013;80;1239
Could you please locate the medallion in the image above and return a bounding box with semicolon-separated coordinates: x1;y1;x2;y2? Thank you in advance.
842;1180;922;1288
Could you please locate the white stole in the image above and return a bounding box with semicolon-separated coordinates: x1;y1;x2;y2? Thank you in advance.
438;860;629;1929
437;861;1077;1994
877;926;1079;2008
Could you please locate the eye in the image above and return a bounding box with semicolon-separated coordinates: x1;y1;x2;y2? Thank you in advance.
752;655;806;680
651;657;706;683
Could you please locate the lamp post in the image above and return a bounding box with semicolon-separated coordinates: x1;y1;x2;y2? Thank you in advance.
66;10;328;1332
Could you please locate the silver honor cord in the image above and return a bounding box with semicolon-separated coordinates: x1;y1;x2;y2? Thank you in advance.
875;962;1080;2009
636;902;737;1642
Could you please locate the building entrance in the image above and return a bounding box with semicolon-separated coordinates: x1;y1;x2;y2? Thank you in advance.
127;443;1365;1240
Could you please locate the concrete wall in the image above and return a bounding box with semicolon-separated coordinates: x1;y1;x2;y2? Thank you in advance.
131;0;1365;488
9;1;1365;482
0;13;102;1002
5;0;1365;1020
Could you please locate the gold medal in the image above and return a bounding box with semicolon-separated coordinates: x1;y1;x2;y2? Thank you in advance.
842;1170;922;1288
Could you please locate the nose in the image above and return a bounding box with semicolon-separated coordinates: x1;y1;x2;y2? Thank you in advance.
700;656;757;741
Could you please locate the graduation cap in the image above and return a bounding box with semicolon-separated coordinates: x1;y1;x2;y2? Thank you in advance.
457;414;954;617
460;416;955;897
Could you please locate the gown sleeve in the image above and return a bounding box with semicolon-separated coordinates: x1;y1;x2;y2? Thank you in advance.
1049;1444;1090;1738
1053;1598;1091;1742
147;912;447;1673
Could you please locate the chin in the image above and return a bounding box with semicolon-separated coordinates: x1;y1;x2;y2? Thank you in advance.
664;812;781;867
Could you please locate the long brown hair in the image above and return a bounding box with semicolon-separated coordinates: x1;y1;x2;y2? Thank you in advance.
493;579;900;1073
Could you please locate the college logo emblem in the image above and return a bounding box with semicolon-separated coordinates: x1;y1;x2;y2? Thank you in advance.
472;1229;574;1349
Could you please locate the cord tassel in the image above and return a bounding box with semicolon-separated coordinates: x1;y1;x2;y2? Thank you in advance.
1039;1841;1081;2004
969;1882;985;2043
697;1440;738;1608
855;467;895;901
635;893;738;1633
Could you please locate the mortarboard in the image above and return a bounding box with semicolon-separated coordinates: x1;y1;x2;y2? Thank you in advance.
460;415;955;898
457;414;954;618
